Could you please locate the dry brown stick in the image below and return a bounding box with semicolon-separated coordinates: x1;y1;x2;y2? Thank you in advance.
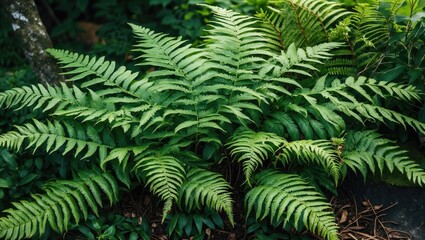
377;202;398;213
352;194;359;226
367;199;390;239
347;232;359;240
342;216;363;229
387;229;413;239
351;230;381;239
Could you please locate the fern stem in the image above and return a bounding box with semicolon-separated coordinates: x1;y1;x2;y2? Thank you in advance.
289;2;311;46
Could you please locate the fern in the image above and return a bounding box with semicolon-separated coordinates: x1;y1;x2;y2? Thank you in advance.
245;170;339;240
276;140;341;184
264;110;345;140
0;119;111;159
343;130;425;185
130;23;208;96
0;83;79;112
46;49;141;96
262;0;350;47
178;168;234;225
337;102;425;132
350;2;391;71
227;130;285;184
0;171;118;239
133;154;186;221
0;4;424;239
259;42;344;78
292;76;425;132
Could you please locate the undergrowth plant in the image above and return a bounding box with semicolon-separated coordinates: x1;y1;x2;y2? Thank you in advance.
1;3;425;240
262;0;425;81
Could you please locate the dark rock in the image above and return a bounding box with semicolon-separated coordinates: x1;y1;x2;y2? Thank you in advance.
343;178;425;239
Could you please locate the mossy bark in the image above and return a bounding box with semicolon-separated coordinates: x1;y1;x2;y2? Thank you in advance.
1;0;63;85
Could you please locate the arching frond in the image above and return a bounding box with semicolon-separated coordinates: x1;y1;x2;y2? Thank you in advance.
130;23;208;94
0;83;80;112
0;4;423;240
265;0;350;47
292;76;424;132
343;130;425;185
276;140;341;183
133;155;186;221
178;168;234;225
264;109;345;140
337;102;425;132
205;4;274;67
259;42;344;78
0;119;111;160
352;3;389;48
304;76;421;103
227;130;285;184
202;5;273;122
46;49;144;99
245;170;339;240
0;171;118;240
256;9;286;51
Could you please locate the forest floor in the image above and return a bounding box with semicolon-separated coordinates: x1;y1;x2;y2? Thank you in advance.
115;180;423;240
115;140;425;240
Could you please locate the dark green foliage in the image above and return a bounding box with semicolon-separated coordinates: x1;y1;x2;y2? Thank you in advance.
261;0;425;79
39;0;263;64
343;130;425;185
134;155;186;220
227;131;284;184
258;0;350;47
0;149;68;210
276;140;341;183
0;170;118;239
0;68;38;133
166;211;225;240
76;213;150;240
178;168;234;224
0;14;26;67
246;171;339;240
0;2;425;239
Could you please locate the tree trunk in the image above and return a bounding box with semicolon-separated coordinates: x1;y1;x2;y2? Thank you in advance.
1;0;63;85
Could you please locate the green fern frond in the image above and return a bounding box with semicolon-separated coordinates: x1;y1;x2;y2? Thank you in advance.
203;5;273;89
0;171;118;240
343;130;425;185
300;166;338;195
0;83;80;112
349;2;397;72
292;76;423;130
303;76;421;103
259;42;344;78
130;23;209;94
53;103;137;131
256;9;286;51
276;140;341;183
205;5;274;62
324;57;357;76
337;101;425;132
326;66;357;76
0;79;152;134
227;130;285;184
178;168;234;225
133;155;185;221
245;170;339;240
352;3;389;47
0;119;111;159
46;49;143;99
264;110;344;140
100;145;150;170
267;0;350;47
173;112;229;134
